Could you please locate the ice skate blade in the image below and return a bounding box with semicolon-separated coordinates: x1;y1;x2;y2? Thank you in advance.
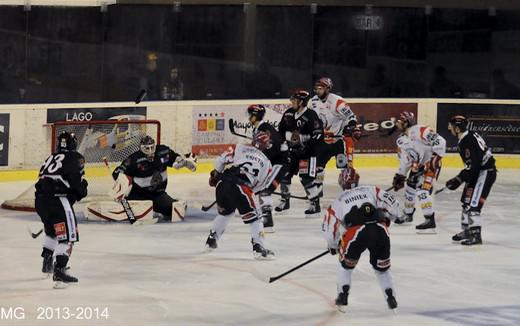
336;305;347;313
305;213;321;219
391;308;398;315
253;253;275;261
53;281;77;289
204;246;216;253
416;228;436;234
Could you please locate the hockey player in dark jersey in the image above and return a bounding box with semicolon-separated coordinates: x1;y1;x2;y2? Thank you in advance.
278;89;325;215
247;104;283;232
445;115;497;245
112;136;196;222
35;131;88;288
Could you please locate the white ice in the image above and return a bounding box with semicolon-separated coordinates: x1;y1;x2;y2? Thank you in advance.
1;167;520;326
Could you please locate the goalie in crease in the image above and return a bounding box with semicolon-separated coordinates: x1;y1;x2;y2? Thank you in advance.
111;136;197;222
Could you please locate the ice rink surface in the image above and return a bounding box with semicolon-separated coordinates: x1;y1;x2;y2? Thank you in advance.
1;167;520;326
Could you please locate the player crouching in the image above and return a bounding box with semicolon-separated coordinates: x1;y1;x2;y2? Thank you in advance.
322;168;403;312
205;132;280;260
107;136;196;223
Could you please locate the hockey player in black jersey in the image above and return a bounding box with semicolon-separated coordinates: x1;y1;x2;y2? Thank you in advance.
247;104;283;232
278;89;325;215
446;115;497;245
35;131;88;287
112;136;196;222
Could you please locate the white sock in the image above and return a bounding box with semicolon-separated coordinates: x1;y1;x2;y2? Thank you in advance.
403;184;416;215
374;269;395;298
43;235;57;252
211;213;233;239
416;189;434;216
337;260;353;294
55;242;73;257
249;219;265;246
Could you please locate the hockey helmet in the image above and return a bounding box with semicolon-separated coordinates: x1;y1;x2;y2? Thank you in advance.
140;135;156;158
449;115;469;131
247;104;266;121
57;131;77;152
397;111;416;127
338;168;360;190
290;89;311;107
252;131;271;151
314;77;333;90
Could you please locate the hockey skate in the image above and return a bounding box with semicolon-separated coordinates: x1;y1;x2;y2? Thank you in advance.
335;285;350;313
404;208;415;223
41;248;54;274
415;214;436;234
452;229;469;242
385;288;398;311
205;230;218;251
252;240;275;260
274;197;290;213
461;227;482;246
263;211;275;233
53;266;78;289
304;198;321;217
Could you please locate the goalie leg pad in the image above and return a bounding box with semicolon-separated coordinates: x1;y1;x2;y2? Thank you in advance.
172;200;187;222
85;200;153;222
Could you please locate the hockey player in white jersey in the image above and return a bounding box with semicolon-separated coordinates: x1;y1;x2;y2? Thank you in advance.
391;111;446;233
205;132;280;259
322;168;403;312
308;77;361;201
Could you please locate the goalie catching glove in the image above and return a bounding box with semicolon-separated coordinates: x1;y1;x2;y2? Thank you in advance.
173;153;197;172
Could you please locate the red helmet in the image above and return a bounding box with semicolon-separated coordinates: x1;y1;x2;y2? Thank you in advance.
398;111;416;126
252;131;271;150
314;77;333;90
247;104;266;120
290;89;311;106
338;168;360;190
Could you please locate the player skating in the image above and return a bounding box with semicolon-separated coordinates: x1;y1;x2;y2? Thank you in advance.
391;111;446;233
277;89;325;215
322;168;403;312
445;115;497;245
247;104;283;232
111;136;196;222
35;131;88;288
205;133;280;259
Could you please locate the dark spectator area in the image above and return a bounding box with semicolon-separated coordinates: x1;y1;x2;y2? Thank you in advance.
1;4;520;103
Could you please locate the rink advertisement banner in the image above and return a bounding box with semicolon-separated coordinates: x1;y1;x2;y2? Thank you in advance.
47;107;147;123
191;102;417;155
0;113;9;166
437;103;520;154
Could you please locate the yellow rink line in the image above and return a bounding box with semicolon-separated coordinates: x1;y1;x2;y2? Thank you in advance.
1;155;518;182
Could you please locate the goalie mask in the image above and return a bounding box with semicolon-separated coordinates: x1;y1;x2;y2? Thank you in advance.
57;131;77;152
338;168;360;190
140;136;156;160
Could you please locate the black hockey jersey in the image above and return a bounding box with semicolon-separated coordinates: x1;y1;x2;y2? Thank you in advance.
113;144;180;194
278;107;323;148
456;131;496;184
35;150;88;203
254;121;283;162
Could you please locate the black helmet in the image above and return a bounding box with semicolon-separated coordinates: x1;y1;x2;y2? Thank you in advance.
57;131;77;152
449;115;469;131
291;89;311;107
247;104;266;121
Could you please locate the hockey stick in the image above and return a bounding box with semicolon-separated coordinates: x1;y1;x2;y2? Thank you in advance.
434;187;445;195
201;200;216;211
385;186;394;192
228;119;252;140
28;226;43;239
272;191;308;200
256;250;329;284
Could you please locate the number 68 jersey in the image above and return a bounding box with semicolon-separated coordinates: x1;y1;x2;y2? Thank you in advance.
215;144;280;193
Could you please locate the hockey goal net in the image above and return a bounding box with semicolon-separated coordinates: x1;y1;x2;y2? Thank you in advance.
2;119;161;211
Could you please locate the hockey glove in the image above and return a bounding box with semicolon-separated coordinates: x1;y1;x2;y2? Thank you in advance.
392;173;406;191
209;169;221;187
427;154;442;171
446;176;462;190
328;247;337;255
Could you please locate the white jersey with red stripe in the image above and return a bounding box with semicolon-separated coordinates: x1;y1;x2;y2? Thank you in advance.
322;186;401;250
309;93;356;143
396;124;446;176
214;143;278;193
